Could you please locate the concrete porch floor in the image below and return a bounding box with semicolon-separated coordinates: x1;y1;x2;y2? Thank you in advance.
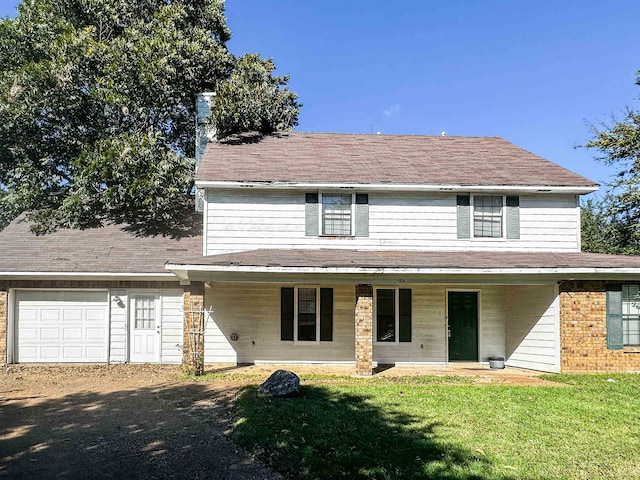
204;363;565;386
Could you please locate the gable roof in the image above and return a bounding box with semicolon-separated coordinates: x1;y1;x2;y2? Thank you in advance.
196;132;597;189
0;214;202;278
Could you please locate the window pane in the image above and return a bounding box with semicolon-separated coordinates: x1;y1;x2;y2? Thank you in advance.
623;285;640;346
474;195;502;238
134;296;155;329
322;194;352;235
298;288;316;341
376;289;395;342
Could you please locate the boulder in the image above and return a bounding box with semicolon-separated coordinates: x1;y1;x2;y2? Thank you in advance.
259;369;300;398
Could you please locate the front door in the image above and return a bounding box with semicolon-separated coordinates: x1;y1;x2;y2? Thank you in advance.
448;291;478;361
130;295;160;363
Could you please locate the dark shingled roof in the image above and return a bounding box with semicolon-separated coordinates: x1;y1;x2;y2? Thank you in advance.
167;249;640;270
196;132;597;188
0;214;202;274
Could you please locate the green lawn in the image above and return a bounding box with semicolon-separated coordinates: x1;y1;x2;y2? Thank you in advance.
231;374;640;480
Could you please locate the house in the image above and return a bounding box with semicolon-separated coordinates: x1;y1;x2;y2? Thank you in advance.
2;97;640;374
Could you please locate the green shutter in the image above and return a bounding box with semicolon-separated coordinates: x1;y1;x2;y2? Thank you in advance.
355;193;369;237
457;195;470;239
506;196;520;239
399;289;412;342
305;193;319;236
606;284;624;350
320;288;333;341
281;287;294;341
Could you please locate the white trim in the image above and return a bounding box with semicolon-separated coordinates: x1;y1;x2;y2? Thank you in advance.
6;289;15;364
318;192;356;237
470;194;507;240
575;195;582;252
0;272;176;280
445;288;481;362
128;292;162;363
552;283;561;373
166;263;640;276
195;180;598;195
203;189;209;256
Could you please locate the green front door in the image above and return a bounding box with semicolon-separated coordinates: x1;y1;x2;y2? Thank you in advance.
448;291;478;361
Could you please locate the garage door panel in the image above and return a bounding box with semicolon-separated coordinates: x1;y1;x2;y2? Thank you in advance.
16;291;109;363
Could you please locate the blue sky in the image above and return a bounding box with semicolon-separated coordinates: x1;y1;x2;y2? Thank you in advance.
3;1;640;195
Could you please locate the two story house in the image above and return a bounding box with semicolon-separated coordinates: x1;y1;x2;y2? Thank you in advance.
1;95;640;374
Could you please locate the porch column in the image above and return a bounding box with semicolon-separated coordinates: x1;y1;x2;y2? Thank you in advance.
182;282;205;375
0;290;6;364
355;284;373;376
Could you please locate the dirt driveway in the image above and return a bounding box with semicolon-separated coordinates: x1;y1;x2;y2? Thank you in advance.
0;365;280;479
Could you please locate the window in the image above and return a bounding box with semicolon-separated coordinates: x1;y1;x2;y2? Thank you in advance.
375;288;412;343
473;195;503;238
134;296;156;329
622;285;640;346
305;192;369;237
322;194;352;235
281;287;333;342
456;195;520;239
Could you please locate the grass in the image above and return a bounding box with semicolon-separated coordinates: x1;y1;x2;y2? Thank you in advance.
230;374;640;479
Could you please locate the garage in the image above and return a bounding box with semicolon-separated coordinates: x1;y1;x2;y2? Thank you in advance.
15;290;109;363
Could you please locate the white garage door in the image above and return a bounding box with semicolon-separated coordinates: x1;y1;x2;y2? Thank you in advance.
16;290;109;363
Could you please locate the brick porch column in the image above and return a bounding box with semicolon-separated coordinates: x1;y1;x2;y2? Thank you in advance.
182;282;206;374
355;284;373;376
0;290;6;365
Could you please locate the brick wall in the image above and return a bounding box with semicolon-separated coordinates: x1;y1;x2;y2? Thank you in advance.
0;290;6;364
355;284;373;376
182;282;206;374
560;280;640;372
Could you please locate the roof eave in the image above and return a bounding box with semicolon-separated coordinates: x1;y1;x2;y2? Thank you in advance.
0;272;179;281
194;180;599;195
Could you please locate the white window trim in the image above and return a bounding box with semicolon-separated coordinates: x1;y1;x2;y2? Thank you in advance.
318;192;355;237
470;194;507;240
373;287;408;345
294;285;322;343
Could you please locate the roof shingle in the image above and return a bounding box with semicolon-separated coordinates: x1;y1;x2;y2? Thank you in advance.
196;133;597;188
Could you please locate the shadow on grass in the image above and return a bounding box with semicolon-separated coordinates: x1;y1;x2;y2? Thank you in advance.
233;385;516;480
0;382;278;479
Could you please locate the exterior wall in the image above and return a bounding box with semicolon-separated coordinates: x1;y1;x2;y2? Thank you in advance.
560;281;640;372
204;283;356;363
205;189;580;254
505;284;559;372
204;282;510;365
0;281;185;365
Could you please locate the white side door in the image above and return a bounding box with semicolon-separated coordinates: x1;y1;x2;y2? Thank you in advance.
129;294;160;363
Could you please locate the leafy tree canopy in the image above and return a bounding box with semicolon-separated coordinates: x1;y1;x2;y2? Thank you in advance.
0;0;300;234
584;72;640;254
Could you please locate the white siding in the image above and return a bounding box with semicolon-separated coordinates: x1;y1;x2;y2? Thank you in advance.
109;290;127;363
160;290;184;364
204;283;355;363
505;284;559;372
205;190;580;254
204;283;509;365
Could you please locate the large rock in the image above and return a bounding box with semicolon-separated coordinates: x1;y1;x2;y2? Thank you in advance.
259;370;300;398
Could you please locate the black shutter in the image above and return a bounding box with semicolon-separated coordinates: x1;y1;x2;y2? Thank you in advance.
355;193;369;237
399;289;412;342
606;284;624;350
305;193;319;236
320;288;333;341
281;287;294;341
457;195;470;239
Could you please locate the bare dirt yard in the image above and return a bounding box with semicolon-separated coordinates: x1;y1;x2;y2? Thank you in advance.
0;364;280;479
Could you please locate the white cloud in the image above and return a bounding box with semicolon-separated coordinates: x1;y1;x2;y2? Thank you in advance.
383;104;400;117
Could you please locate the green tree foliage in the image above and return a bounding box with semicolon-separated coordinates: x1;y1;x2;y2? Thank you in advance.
581;198;640;254
0;0;300;233
584;73;640;254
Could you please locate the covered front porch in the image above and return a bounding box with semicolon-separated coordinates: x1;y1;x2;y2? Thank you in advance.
196;281;559;375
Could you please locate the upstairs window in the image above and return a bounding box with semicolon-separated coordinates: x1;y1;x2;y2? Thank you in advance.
322;194;352;235
473;195;503;238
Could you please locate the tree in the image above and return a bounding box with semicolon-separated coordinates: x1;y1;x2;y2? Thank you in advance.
580;197;640;254
0;0;300;233
585;73;640;254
